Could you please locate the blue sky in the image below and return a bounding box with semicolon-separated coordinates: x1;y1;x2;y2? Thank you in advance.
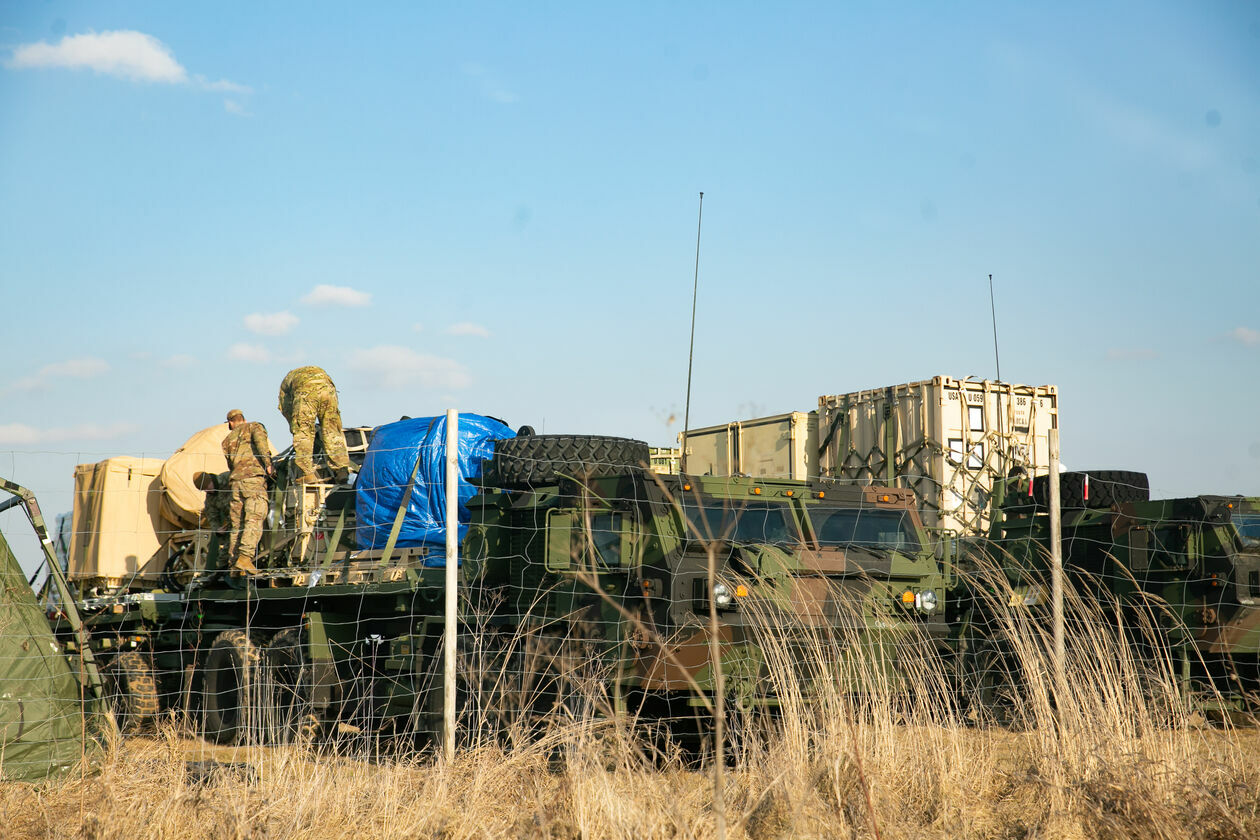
1;1;1258;560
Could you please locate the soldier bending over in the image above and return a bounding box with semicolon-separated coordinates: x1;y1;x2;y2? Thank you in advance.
222;409;275;575
277;365;351;485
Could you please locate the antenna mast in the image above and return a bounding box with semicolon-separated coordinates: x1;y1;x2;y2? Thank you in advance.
681;192;704;474
989;272;1001;383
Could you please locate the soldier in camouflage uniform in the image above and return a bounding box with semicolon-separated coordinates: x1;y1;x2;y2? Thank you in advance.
277;365;351;485
195;471;232;533
221;409;275;575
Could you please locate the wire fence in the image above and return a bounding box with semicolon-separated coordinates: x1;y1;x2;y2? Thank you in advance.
1;432;1258;783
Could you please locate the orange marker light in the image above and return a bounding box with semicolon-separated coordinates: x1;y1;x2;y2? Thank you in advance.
735;585;749;598
901;591;915;604
816;491;825;499
752;487;762;495
683;484;692;492
786;490;794;497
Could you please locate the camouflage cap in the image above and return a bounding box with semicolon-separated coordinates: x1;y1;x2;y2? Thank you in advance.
226;409;244;422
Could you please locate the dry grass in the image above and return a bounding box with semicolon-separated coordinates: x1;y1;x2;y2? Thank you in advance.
4;562;1260;840
3;724;1255;840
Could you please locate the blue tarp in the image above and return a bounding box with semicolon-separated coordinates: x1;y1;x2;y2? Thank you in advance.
355;414;515;555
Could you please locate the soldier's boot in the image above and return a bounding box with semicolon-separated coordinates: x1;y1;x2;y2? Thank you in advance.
295;471;322;486
333;467;351;485
232;555;260;576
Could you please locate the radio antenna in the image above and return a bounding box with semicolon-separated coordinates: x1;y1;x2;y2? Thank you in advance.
681;191;704;474
988;272;1002;383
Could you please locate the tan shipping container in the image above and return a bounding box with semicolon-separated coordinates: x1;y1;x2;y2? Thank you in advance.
69;457;178;585
817;376;1058;536
681;412;819;480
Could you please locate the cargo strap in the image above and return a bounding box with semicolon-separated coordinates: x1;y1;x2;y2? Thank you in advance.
378;450;426;569
315;506;348;576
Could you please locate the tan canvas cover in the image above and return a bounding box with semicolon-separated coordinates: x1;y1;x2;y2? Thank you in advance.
159;423;230;528
69;457;176;583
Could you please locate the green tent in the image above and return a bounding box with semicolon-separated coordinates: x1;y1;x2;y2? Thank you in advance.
0;480;112;782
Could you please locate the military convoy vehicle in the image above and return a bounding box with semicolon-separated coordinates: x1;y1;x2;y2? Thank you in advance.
964;468;1260;716
33;429;951;747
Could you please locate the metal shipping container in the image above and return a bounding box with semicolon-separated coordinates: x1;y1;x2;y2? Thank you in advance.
817;377;1058;536
681;412;819;480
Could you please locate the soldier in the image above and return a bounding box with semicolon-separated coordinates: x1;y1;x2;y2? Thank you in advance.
195;471;231;534
277;365;351;485
221;409;275;575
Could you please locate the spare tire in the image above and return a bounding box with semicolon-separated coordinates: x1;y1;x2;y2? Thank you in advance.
1032;470;1149;508
484;435;650;488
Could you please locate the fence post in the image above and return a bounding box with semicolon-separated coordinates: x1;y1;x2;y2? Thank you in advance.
1048;427;1065;690
443;409;459;762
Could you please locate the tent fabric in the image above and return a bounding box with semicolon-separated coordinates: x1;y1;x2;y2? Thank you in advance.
356;415;514;554
0;530;107;781
70;457;177;583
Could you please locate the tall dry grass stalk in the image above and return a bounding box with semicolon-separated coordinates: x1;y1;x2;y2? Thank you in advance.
4;551;1259;839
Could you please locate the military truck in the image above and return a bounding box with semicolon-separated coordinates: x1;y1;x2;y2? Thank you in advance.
41;429;952;748
965;469;1260;716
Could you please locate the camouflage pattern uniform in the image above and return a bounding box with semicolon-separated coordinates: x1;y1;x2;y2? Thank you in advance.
277;366;350;483
222;422;273;565
199;471;232;533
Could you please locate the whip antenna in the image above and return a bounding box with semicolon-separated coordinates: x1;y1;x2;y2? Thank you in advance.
681;191;704;474
989;272;1002;383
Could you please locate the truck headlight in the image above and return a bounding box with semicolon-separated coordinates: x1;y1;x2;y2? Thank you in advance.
713;582;734;609
914;590;939;614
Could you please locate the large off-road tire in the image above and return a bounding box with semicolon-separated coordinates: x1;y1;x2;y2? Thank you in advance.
106;650;160;733
958;630;1024;728
483;434;650;489
267;627;321;745
203;629;264;745
1032;470;1149;508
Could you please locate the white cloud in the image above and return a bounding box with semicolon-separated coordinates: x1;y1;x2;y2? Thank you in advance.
7;30;188;83
244;310;298;336
161;354;197;369
227;343;272;363
446;321;491;338
6;30;252;102
196;75;252;94
10;357;109;392
223;99;250;116
348;345;470;390
301;284;372;307
1229;327;1260;346
461;62;518;104
42;358;109;378
0;422;137;445
411;323;424;333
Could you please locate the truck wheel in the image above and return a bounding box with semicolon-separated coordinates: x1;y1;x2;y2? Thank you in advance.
960;636;1023;728
203;630;264;745
484;435;650;488
106;650;160;733
1032;470;1149;508
267;628;321;745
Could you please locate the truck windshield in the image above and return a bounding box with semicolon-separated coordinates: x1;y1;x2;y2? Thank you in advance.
809;507;922;553
680;500;800;546
1235;514;1260;550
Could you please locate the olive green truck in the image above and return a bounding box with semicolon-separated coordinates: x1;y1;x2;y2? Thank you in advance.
29;431;950;746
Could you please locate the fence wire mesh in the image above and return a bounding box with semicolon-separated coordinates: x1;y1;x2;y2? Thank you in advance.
1;435;1257;782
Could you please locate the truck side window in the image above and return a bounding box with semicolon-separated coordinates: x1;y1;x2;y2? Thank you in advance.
590;513;622;566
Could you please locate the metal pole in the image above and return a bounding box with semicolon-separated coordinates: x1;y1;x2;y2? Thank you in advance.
681;191;704;474
1048;428;1065;686
443;409;459;762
